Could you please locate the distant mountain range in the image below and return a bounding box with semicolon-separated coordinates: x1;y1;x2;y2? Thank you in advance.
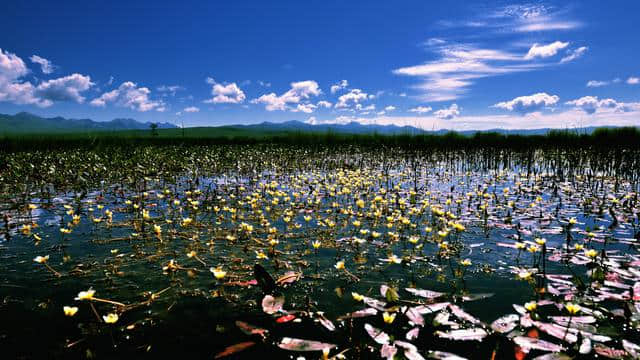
230;120;609;136
0;112;622;136
0;112;177;133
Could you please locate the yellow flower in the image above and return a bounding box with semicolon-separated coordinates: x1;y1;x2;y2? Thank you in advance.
163;259;179;272
103;313;119;324
574;243;584;251
351;292;364;301
63;306;79;316
568;217;578;225
535;237;546;245
408;236;419;244
382;312;396;324
438;229;449;237
334;261;345;270
460;259;471;266
356;199;365;208
311;240;321;249
515;242;526;250
153;224;162;235
186;250;196;258
33;255;49;263
210;267;227;279
518;271;532;280
585;249;598;258
452;223;465;232
255;250;268;260
388;254;402;264
181;217;193;227
565;303;581;315
60;228;72;234
21;224;32;235
75;289;96;300
524;301;537;312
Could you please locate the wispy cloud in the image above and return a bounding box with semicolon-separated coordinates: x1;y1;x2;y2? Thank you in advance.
586;80;609;88
560;46;588;63
393;46;541;101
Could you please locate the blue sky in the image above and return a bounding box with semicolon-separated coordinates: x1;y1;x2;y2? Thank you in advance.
1;0;639;130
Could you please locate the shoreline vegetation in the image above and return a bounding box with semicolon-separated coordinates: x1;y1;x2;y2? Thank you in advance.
1;126;639;151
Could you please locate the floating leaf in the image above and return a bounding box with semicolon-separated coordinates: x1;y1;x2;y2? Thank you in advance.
405;288;445;299
235;321;268;338
436;328;487;341
338;307;377;320
277;337;336;352
490;314;519;333
276;271;301;285
448;304;481;325
365;323;390;344
593;344;626;359
427;350;468;359
214;341;256;359
513;336;563;353
276;314;296;323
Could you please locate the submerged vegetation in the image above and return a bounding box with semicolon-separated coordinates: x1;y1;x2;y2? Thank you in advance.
1;128;640;359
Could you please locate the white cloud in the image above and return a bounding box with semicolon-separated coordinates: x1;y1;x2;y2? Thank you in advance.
91;81;165;112
330;79;348;94
205;82;246;104
335;88;371;108
586;80;609;88
627;77;640;85
409;106;432;114
0;48;93;107
29;55;54;74
356;104;375;111
293;103;317;113
34;73;94;103
258;80;271;87
560;46;588;63
384;105;396;111
566;96;638;114
317;100;332;108
252;80;321;111
183;106;199;113
157;85;184;96
493;92;559;114
524;41;569;59
0;48;41;106
434;104;460;119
